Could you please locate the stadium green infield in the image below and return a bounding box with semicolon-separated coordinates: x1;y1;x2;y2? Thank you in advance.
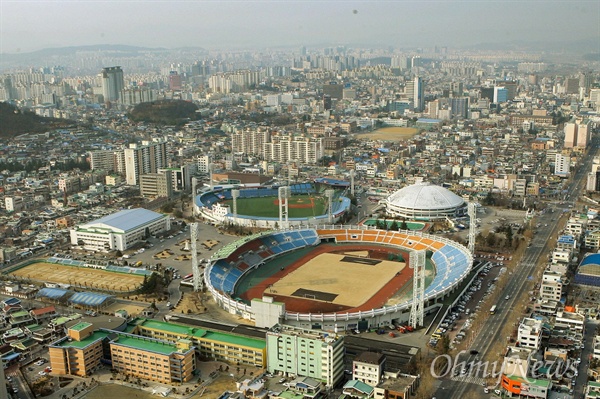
223;195;328;218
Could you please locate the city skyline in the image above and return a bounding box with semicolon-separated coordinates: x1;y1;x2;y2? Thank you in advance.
1;0;599;54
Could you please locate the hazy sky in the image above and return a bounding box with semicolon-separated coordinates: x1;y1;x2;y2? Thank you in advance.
1;0;598;53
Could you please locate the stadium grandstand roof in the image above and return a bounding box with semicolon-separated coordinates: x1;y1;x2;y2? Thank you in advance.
78;208;165;233
314;177;350;187
580;253;600;268
68;292;113;306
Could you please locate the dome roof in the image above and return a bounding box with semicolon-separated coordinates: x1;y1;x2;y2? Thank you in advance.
386;182;465;211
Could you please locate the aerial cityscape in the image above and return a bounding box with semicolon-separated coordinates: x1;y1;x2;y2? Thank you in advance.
0;1;599;399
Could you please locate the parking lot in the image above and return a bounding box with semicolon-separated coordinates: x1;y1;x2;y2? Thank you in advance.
429;258;509;352
119;221;239;278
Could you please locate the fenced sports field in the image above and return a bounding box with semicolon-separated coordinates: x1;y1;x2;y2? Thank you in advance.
239;244;413;314
222;195;327;218
9;261;145;292
268;253;405;308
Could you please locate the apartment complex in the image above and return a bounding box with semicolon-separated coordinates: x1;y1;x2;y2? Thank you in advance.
263;134;323;164
232;128;270;156
124;140;168;185
89;150;118;172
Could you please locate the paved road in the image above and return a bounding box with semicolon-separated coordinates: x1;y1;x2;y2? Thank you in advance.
434;137;599;399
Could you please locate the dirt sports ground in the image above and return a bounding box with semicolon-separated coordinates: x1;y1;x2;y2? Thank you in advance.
240;244;414;314
9;262;145;292
355;126;419;141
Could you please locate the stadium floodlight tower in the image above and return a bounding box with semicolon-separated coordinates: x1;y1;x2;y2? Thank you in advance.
209;163;214;191
349;169;355;196
278;186;290;229
325;189;335;223
190;222;202;291
192;177;198;216
231;189;240;221
468;202;477;255
409;249;426;328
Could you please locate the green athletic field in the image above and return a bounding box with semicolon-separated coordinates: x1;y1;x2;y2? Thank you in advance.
223;195;328;218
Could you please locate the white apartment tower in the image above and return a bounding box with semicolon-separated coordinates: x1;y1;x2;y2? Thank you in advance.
554;153;570;177
197;155;211;174
405;77;425;112
124;140;168;185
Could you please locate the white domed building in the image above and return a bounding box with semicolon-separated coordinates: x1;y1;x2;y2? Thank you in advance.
385;182;467;221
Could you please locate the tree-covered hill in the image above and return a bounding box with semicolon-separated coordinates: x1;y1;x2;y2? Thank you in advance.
0;102;74;137
128;100;200;125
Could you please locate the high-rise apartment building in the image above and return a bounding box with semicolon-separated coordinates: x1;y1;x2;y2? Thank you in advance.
100;66;124;102
89;150;118;172
449;97;469;119
404;77;426;111
564;121;591;149
197;155;211;174
232;128;271;156
555;153;570;177
565;78;580;95
140;171;173;199
124;140;168;185
266;325;344;388
263;135;323;164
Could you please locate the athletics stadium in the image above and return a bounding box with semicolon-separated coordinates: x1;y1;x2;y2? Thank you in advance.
204;226;472;331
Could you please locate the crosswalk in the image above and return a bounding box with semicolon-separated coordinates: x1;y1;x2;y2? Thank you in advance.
450;375;487;386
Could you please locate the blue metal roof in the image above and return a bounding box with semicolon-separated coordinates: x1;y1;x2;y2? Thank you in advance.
83;208;165;232
2;353;19;361
2;297;21;306
557;235;575;244
68;292;113;306
36;287;69;299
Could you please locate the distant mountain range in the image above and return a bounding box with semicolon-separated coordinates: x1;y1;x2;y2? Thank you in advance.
0;44;207;64
0;39;597;67
462;36;599;54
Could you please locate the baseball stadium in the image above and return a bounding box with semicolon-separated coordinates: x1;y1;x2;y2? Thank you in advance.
195;182;352;228
205;226;472;331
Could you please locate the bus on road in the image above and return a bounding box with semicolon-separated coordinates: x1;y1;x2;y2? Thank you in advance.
490;305;497;315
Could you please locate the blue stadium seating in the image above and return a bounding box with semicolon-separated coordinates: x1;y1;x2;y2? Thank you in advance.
426;244;470;296
574;274;600;287
209;229;319;293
